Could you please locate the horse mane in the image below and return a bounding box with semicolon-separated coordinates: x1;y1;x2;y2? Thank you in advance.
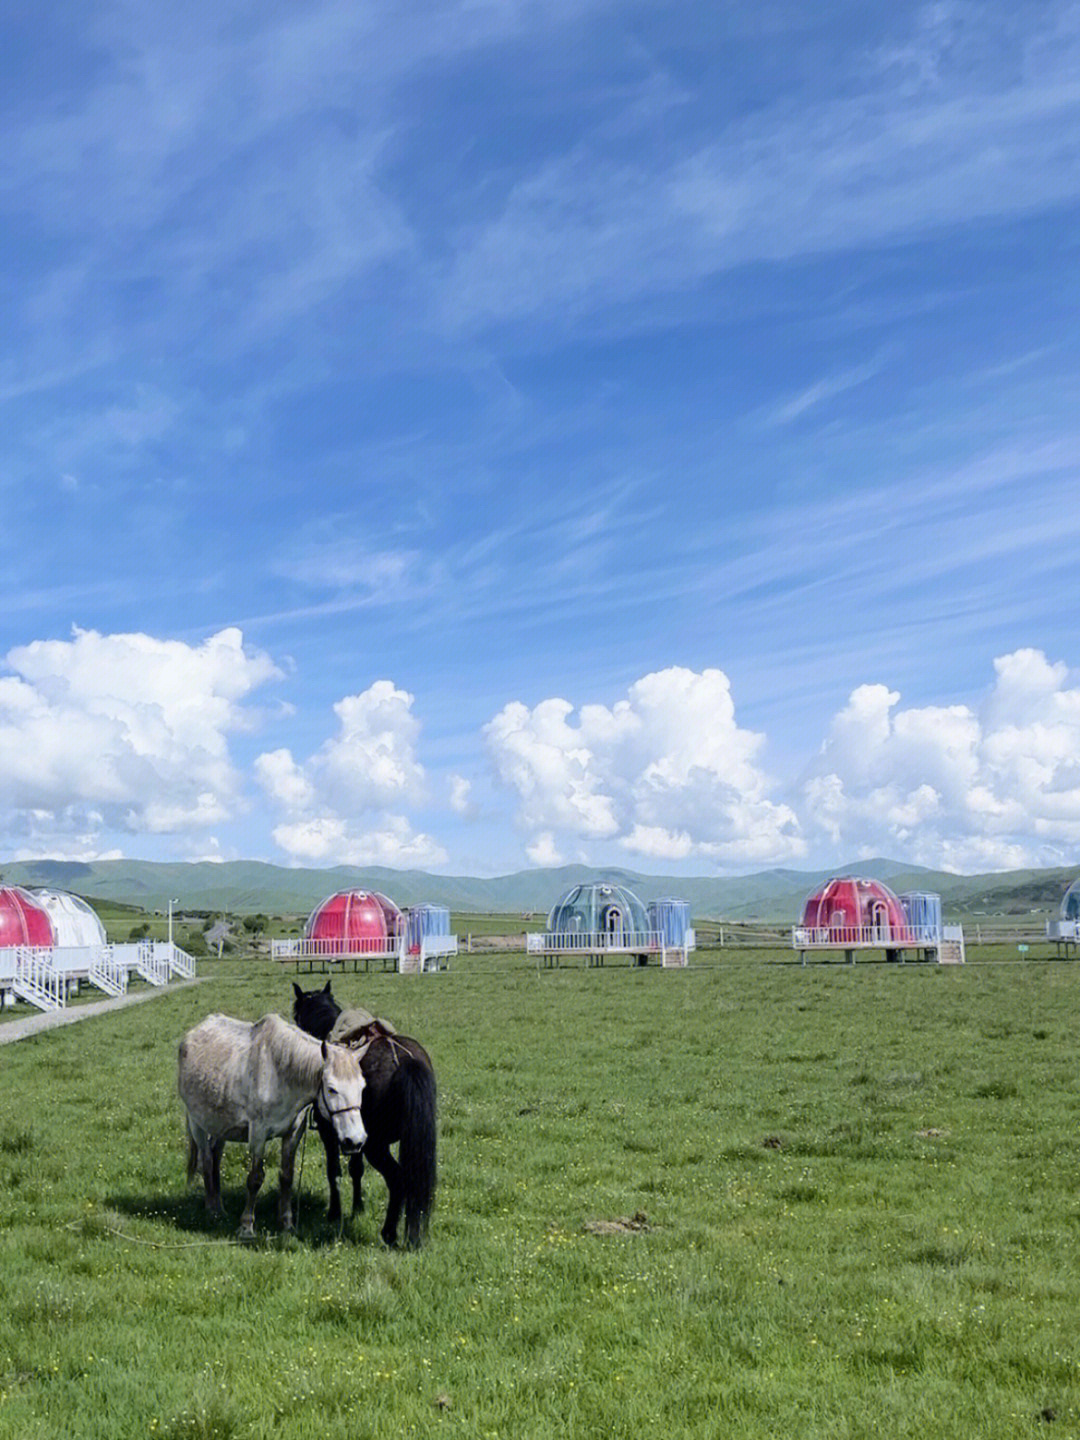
253;1013;325;1090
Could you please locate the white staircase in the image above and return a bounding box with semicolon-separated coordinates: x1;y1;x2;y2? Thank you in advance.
11;949;65;1011
89;947;129;997
165;942;196;979
134;941;171;986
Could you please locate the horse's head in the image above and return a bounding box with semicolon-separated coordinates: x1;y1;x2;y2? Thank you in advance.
316;1039;368;1153
292;980;339;1040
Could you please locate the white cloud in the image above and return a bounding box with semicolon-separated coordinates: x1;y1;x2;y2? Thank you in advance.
0;627;280;847
443;6;1080;330
271;814;447;868
525;831;563;867
485;667;806;866
257;679;447;867
801;649;1080;868
449;773;474;816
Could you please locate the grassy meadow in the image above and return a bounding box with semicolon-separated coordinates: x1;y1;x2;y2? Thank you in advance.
1;950;1079;1438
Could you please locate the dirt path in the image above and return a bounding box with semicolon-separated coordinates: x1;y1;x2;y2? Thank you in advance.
0;976;211;1045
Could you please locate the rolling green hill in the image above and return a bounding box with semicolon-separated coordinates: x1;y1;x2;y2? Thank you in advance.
2;855;1076;922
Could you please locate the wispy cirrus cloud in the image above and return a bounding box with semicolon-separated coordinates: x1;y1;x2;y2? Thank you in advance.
440;5;1080;331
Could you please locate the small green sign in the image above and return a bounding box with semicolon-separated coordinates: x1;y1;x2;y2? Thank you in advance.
1017;944;1029;953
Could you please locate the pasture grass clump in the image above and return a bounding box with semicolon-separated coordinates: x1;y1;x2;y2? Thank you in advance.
1;953;1079;1436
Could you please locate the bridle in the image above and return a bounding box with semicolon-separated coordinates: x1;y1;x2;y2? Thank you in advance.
316;1082;364;1123
315;1038;370;1127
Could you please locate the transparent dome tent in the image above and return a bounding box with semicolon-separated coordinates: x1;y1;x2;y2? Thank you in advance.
546;882;651;944
1047;877;1080;952
1060;879;1080;922
32;889;107;948
528;880;695;967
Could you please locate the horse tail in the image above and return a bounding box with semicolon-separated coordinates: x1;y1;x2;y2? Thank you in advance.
398;1056;437;1243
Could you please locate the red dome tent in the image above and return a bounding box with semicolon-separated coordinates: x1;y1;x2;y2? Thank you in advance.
0;886;55;948
302;890;404;967
800;876;911;943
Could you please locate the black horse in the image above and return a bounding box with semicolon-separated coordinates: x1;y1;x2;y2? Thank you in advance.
292;981;437;1249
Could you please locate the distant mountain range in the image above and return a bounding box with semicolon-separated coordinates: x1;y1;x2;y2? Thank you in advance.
2;856;1076;922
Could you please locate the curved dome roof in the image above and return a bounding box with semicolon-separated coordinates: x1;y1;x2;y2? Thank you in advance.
304;890;403;945
32;889;107;948
0;886;55;948
801;876;908;931
1060;878;1080;921
547;881;650;936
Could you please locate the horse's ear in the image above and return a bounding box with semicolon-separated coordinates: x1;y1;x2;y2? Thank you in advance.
293;982;302;1000
323;980;332;995
321;1039;328;1060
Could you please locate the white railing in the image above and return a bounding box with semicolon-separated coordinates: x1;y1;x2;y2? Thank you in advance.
0;948;19;985
272;936;404;963
527;929;663;953
11;948;65;1011
162;942;196;979
408;934;458;972
88;948;128;997
0;939;193;1013
133;941;171;986
792;923;941;949
1048;919;1078;940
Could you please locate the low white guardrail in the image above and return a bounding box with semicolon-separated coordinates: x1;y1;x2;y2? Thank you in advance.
792;923;943;948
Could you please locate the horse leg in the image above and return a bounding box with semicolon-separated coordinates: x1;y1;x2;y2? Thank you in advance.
314;1106;344;1224
207;1138;226;1217
239;1141;267;1240
278;1114;307;1232
347;1150;365;1216
188;1123;224;1217
364;1139;404;1248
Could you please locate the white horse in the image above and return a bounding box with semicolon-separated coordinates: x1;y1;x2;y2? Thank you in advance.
178;1012;369;1239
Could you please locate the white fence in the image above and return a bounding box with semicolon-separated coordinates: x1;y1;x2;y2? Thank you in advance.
526;928;697;967
272;932;459;974
792;922;964;964
792;922;943;948
0;941;197;1014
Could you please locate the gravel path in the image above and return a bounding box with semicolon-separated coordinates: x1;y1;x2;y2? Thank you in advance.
0;976;211;1045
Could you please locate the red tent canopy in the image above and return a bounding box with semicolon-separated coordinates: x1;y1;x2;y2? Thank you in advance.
0;886;56;948
801;876;910;937
304;890;402;951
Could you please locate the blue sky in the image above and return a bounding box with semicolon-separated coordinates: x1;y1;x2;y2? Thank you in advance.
2;0;1080;877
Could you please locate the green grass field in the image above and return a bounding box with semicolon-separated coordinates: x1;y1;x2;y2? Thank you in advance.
1;952;1078;1438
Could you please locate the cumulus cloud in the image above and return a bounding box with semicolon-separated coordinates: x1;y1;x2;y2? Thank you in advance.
0;626;280;849
525;831;563;867
270;814;446;868
485;666;806;867
801;648;1080;869
449;774;475;817
256;679;447;867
